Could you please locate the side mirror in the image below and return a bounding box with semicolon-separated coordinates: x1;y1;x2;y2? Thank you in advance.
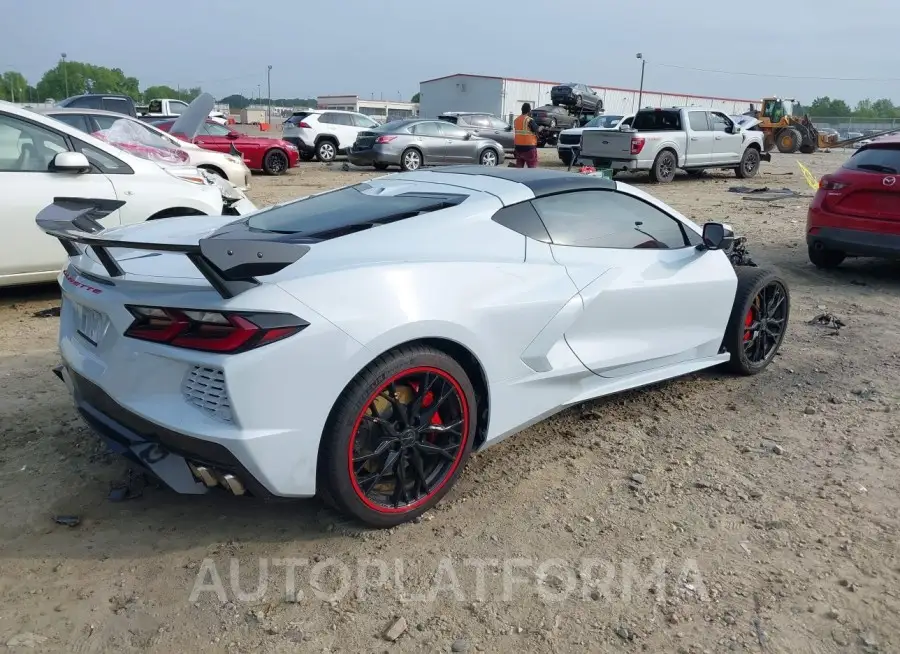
700;222;734;251
464;132;473;140
505;125;513;131
51;151;90;173
227;132;240;139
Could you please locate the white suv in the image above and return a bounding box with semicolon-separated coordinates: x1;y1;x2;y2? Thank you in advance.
282;110;380;162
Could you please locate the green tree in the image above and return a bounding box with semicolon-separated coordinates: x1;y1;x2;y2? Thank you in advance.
807;96;852;117
0;71;28;102
870;98;896;118
411;92;420;103
141;85;202;103
35;61;140;101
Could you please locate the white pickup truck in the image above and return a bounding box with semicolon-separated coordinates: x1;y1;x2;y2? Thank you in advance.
579;107;770;183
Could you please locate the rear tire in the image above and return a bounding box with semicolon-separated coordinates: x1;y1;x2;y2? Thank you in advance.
722;268;790;375
316;139;337;162
808;244;846;269
648;149;677;183
318;345;477;527
479;148;499;166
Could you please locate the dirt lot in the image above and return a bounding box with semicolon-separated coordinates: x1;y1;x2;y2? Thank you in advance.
2;146;899;654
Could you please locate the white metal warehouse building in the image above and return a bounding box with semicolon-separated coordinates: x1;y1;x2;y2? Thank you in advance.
418;74;756;122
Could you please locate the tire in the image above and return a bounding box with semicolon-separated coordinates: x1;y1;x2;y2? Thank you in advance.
776;128;801;154
373;162;390;171
559;151;574;167
262;149;289;175
799;144;816;154
316;139;337;162
648;149;677;183
479;148;499;167
808;244;846;269
318;344;477;527
734;147;761;179
400;147;422;171
721;268;790;375
300;151;315;162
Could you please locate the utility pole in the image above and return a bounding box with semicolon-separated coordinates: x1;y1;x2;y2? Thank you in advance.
635;53;646;112
61;52;69;97
267;65;272;124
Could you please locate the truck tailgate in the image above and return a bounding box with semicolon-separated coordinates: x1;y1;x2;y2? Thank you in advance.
580;130;635;158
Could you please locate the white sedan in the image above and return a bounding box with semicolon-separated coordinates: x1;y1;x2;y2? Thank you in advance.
0;100;256;288
38;167;789;527
43;108;252;190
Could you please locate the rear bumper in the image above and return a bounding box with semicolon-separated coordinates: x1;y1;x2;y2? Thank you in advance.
284;136;314;154
348;146;402;167
807;226;900;258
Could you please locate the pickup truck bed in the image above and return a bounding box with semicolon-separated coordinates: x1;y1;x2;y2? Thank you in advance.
580;107;769;183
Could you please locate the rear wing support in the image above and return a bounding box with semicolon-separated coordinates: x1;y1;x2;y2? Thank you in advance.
36;197;309;299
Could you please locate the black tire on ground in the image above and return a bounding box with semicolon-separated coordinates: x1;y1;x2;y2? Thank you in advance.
776;128;801;154
559;151;574;167
317;344;478;527
735;147;761;179
799;144;816;154
262;149;289;175
300;151;315;162
808;244;846;269
315;139;337;162
373;162;390;171
479;148;499;166
648;149;677;183
400;147;422;171
721;267;790;376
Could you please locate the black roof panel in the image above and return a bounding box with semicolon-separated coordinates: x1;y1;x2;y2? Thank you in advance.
430;166;615;197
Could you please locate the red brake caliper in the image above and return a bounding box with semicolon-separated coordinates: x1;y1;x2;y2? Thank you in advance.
409;384;442;443
743;306;755;342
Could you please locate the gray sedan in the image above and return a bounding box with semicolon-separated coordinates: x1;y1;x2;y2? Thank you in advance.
348;119;504;171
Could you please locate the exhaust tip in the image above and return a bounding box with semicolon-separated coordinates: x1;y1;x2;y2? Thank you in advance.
189;463;219;488
221;473;246;496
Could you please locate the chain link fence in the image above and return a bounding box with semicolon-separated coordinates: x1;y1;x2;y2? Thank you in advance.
811;116;900;136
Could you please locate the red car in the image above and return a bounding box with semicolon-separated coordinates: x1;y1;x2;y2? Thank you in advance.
807;135;900;268
154;119;299;175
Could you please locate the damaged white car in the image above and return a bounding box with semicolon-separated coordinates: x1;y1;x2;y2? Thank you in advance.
0;99;256;288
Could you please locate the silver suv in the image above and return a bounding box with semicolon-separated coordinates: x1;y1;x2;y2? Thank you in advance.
283;110;381;162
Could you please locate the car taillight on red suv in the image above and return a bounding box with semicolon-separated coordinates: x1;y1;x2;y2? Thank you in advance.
123;306;308;353
818;176;848;191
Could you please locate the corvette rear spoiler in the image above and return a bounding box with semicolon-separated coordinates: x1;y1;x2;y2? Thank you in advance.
36;197;310;299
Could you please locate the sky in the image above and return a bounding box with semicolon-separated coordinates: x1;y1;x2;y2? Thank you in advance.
2;0;899;106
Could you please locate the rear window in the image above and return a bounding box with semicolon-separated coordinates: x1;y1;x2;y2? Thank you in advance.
844;145;900;174
632;110;682;131
585;115;624;128
65;96;102;110
438;115;458;124
285;112;311;125
246;183;467;237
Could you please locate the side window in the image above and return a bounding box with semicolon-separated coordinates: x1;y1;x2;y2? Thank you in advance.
103;98;132;115
205;122;232;136
410;122;442;137
436;122;469;139
169;101;189;115
467;115;491;129
352;114;378;128
329;113;353;126
688;111;711;131
709;113;730;132
51;114;90;132
71;137;132;174
0;114;70;172
621;116;634;127
70;96;102;109
318;113;335;125
531;190;690;249
489;117;510;130
91;115;119;131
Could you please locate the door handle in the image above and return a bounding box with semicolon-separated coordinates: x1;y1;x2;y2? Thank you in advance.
196;140;205;145
690;137;699;141
715;136;723;140
446;140;453;143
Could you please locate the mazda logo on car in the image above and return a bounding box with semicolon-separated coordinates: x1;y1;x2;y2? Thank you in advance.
884;176;896;186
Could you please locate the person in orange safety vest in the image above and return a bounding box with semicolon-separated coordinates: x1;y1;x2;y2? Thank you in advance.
513;103;539;168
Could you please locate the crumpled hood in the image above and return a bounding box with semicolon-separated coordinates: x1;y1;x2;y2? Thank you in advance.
169;93;216;140
731;115;761;130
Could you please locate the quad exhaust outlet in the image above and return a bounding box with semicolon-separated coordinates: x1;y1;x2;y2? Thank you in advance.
188;463;247;496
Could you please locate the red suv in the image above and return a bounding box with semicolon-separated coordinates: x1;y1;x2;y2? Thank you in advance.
807;136;900;268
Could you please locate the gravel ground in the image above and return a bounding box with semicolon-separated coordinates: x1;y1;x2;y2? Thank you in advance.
1;144;899;654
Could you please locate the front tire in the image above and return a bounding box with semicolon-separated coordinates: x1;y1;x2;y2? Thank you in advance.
735;147;761;179
722;268;790;375
318;345;477;527
649;149;677;183
262;149;289;175
479;148;499;166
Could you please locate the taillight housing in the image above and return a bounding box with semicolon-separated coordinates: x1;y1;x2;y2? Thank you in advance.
123;306;308;354
630;137;646;155
819;176;847;191
375;135;397;144
297;121;311;129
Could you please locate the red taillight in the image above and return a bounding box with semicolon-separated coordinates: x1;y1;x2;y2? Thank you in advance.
375;135;397;144
630;137;646;155
297;121;311;129
124;306;307;354
819;177;848;191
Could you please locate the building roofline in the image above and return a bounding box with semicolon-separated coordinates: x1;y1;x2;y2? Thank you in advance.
419;73;756;104
317;94;360;99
